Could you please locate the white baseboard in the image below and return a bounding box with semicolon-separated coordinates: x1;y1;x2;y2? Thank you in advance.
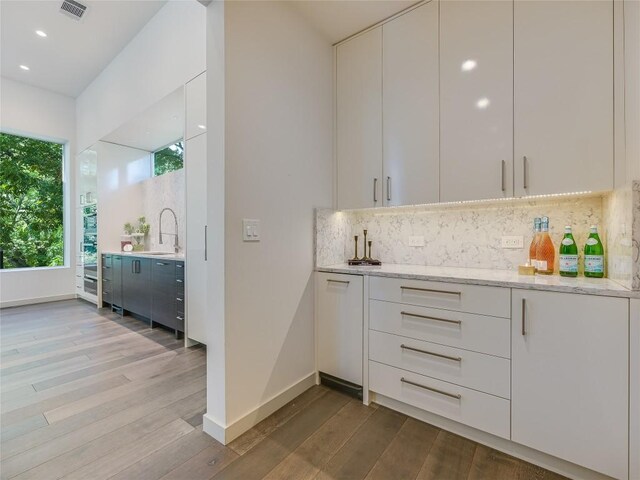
203;372;317;445
372;393;613;480
0;293;77;309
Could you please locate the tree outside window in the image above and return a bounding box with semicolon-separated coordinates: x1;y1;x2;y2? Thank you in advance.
153;140;184;176
0;132;65;269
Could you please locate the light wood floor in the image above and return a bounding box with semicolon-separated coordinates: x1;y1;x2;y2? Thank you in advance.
0;299;567;480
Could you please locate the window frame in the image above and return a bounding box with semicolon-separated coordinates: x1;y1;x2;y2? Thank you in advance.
0;128;70;272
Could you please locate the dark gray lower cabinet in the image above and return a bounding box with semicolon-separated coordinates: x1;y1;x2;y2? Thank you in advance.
122;257;152;320
102;254;185;336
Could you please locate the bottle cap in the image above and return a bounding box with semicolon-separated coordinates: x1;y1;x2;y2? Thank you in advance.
590;225;598;232
565;226;572;232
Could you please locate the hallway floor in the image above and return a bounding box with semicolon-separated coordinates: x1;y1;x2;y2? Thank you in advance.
1;300;566;480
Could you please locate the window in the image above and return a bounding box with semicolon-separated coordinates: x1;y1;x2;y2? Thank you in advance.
0;132;65;269
153;140;184;176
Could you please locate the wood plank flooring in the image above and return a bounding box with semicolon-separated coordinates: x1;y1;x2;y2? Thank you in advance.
1;299;567;480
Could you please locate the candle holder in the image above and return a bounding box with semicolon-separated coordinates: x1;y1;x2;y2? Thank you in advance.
347;230;382;266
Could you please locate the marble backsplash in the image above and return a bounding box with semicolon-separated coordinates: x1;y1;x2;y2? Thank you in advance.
316;195;609;273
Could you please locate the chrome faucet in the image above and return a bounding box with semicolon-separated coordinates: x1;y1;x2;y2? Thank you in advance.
159;207;179;253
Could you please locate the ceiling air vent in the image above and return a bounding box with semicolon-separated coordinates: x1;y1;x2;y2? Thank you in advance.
60;0;87;20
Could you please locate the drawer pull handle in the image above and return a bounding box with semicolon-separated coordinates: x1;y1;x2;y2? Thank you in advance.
176;297;184;302
327;279;350;285
400;344;462;362
156;262;169;266
400;286;461;296
177;316;184;321
401;311;462;326
177;264;184;268
103;278;110;282
176;279;184;283
401;377;461;400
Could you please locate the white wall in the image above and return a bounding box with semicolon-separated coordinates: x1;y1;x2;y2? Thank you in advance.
76;0;206;152
95;142;150;253
220;1;333;435
142;168;185;253
0;78;77;307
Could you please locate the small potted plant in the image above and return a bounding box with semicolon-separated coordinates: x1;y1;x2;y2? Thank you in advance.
124;217;151;251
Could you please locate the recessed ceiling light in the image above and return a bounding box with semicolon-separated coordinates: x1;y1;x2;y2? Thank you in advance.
197;124;206;130
476;97;490;109
35;30;47;38
461;59;477;72
19;65;30;71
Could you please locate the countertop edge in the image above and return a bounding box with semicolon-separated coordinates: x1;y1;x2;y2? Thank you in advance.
101;251;185;261
316;265;640;299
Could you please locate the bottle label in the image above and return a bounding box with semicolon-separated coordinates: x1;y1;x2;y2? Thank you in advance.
585;255;604;273
559;254;578;273
586;238;598;246
537;260;548;271
561;238;574;246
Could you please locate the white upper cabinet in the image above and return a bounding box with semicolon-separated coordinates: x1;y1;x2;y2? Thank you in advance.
513;1;613;197
383;2;439;206
512;290;628;480
185;72;207;141
336;27;383;210
440;1;513;202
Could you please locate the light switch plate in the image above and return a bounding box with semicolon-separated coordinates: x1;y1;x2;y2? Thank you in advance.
408;235;425;247
501;235;524;249
242;219;260;242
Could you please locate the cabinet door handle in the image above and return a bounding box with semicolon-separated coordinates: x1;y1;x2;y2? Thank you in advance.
400;344;461;362
400;285;461;297
386;176;391;202
176;263;184;268
176;315;184;321
176;279;184;283
327;279;349;285
501;160;506;192
204;225;208;261
176;297;184;302
401;377;461;400
523;156;529;190
373;178;378;203
401;311;462;326
156;262;169;266
131;261;135;274
521;298;526;336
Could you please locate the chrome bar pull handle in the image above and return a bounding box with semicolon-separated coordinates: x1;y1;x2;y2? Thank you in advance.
521;298;526;336
387;176;391;202
400;311;462;326
327;279;350;285
401;344;462;362
204;225;208;261
523;156;529;190
501;160;506;192
373;178;378;203
401;377;461;400
400;286;461;297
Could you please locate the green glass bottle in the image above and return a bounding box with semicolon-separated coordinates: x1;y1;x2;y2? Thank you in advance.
584;225;605;278
559;226;578;277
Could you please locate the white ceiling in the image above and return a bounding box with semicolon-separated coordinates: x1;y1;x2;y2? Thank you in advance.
0;0;166;97
290;0;420;44
102;86;184;152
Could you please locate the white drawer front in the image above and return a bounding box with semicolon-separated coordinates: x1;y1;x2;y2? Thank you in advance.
369;361;510;439
370;299;510;358
369;276;510;318
369;330;510;399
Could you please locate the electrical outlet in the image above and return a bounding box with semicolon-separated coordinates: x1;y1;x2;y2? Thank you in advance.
501;236;524;249
408;236;425;247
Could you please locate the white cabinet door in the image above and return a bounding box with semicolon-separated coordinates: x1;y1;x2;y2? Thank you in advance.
185;133;207;344
440;0;513;202
315;272;363;386
185;72;206;141
383;2;439;206
514;1;613;197
512;290;628;479
336;28;382;210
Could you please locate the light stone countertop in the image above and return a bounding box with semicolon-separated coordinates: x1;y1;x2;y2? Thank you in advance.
317;263;640;299
101;251;185;261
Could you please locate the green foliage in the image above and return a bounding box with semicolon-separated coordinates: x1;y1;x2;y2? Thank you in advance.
0;132;64;269
123;222;134;235
153;141;183;176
